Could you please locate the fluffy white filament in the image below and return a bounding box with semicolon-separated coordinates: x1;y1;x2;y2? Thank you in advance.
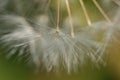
0;0;119;73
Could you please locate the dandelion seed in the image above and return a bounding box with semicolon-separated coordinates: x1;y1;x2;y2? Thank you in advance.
65;0;75;38
88;8;120;62
41;27;99;72
0;15;45;67
92;0;112;23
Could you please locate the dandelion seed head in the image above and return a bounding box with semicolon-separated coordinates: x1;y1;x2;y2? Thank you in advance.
0;0;119;73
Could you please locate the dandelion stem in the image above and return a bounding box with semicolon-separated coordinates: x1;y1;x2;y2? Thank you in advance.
65;0;75;38
56;0;60;32
92;0;112;23
79;0;92;26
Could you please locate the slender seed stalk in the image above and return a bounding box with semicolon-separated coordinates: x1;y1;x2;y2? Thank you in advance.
112;0;120;6
79;0;92;26
92;0;112;23
65;0;75;38
56;0;60;32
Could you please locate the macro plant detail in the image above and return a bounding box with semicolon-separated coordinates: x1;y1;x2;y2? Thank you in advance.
0;0;120;73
